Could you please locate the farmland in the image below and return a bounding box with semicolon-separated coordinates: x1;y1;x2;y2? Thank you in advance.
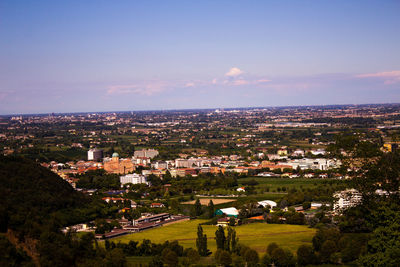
182;198;235;205
238;177;346;192
112;219;316;254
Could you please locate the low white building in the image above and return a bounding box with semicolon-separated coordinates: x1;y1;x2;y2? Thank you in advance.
333;189;362;213
285;158;341;171
258;200;277;209
120;173;148;185
216;207;239;217
151;161;168;169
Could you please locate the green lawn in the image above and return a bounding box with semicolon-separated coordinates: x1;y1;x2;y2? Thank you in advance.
238;177;345;193
112;219;316;254
239;177;326;186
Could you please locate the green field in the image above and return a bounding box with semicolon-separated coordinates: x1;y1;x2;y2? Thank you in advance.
112;219;316;254
238;177;344;193
239;177;327;186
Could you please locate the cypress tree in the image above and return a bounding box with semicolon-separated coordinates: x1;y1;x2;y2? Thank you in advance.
208;200;215;218
194;199;202;216
196;225;209;256
215;226;226;250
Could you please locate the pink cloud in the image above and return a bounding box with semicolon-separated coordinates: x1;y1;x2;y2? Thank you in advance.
356;70;400;84
185;82;195;87
232;79;249;86
107;81;169;96
0;91;13;101
225;67;243;77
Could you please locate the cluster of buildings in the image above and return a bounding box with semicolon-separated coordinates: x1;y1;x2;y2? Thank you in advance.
46;146;345;189
63;212;190;239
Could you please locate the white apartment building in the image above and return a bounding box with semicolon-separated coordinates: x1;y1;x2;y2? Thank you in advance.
333;189;362;213
120;173;148;185
134;149;159;159
175;158;203;168
285;158;341;170
87;148;103;161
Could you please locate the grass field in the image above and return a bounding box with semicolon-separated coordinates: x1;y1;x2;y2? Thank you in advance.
182;198;235;205
238;177;344;193
239;177;327;186
112;219;316;254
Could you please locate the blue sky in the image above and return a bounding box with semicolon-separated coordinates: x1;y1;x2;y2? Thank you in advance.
1;0;400;114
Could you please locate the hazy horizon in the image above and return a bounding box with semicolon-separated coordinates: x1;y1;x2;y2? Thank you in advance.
2;102;400;117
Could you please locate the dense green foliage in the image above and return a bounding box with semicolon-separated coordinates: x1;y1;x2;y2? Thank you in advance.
0;156;124;266
0;156;90;238
0;236;33;267
76;169;120;189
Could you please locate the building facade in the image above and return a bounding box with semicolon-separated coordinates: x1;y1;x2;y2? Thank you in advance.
104;153;135;174
120;173;148;185
88;148;103;161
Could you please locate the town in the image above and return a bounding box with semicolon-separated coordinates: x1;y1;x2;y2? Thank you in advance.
1;104;400;266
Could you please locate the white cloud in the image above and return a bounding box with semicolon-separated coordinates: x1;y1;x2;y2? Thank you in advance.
256;79;271;83
356;70;400;84
107;81;168;96
185;82;195;87
225;67;243;77
232;79;249;86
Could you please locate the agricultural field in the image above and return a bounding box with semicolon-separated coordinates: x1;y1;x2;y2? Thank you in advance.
182;198;235;205
112;219;316;254
238;177;344;192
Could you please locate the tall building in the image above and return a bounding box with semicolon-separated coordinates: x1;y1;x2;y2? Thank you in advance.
134;149;159;159
120;173;148;185
88;148;103;161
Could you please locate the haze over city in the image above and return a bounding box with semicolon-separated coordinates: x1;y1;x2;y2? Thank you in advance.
1;0;400;114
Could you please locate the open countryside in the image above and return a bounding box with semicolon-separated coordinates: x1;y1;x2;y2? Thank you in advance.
182;199;235;205
112;219;316;253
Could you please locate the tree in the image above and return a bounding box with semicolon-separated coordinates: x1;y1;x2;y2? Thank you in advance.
297;244;315;266
312;227;340;251
349;151;400;265
215;250;232;267
208;200;215;218
338;235;366;263
266;242;279;256
104;248;126;267
271;248;295;267
232;254;245;267
357;220;400;266
163;170;172;184
261;253;272;266
184;248;200;263
149;255;163;267
225;226;231;251
194;199;202;217
302;201;311;210
244;249;259;266
215;226;226;250
229;227;239;253
162;248;178;266
196;225;209;256
319;240;337;263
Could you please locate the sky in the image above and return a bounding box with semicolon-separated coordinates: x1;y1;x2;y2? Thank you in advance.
0;0;400;114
